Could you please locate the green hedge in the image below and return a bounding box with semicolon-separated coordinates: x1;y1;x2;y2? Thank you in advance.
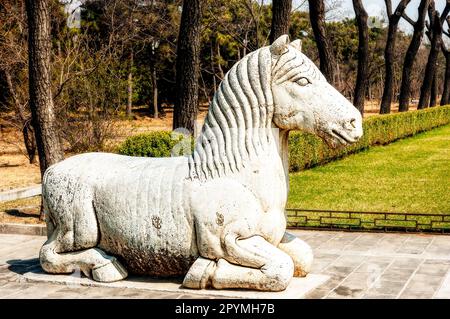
118;106;450;170
288;105;450;171
117;131;183;157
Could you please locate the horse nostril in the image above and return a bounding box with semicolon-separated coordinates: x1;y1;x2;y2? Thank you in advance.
349;118;356;129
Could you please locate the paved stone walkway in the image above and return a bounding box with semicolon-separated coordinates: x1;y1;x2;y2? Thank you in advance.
1;230;449;299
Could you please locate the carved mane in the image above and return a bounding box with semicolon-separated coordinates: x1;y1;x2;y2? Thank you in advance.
188;44;314;180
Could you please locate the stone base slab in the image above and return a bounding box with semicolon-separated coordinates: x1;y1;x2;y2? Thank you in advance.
23;268;329;299
0;223;46;236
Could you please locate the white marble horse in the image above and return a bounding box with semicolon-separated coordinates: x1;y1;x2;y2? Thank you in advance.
39;35;362;291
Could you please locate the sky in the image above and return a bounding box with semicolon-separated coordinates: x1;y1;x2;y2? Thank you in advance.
293;0;448;33
63;1;449;34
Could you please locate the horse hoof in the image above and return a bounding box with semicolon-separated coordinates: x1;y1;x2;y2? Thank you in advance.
182;257;216;289
92;258;128;282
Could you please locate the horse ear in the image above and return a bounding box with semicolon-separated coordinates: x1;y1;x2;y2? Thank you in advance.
290;39;302;52
270;34;290;56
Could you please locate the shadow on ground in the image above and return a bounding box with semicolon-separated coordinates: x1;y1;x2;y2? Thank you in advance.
7;258;40;275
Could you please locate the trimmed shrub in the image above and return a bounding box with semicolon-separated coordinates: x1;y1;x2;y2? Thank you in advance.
288;105;450;171
117;131;185;157
117;106;450;170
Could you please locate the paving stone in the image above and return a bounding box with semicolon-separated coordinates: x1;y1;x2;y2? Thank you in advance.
305;289;329;299
403;274;445;293
399;289;435;299
324;266;354;276
331;255;366;268
416;264;450;276
327;286;365;299
339;272;375;290
367;280;406;295
344;244;374;253
354;261;390;273
363;293;397;299
389;258;423;270
396;243;429;255
1;230;450;299
379;267;415;282
404;235;433;244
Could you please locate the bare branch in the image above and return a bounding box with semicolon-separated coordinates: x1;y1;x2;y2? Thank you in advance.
402;12;416;26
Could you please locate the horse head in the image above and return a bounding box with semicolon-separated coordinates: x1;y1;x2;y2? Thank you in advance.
270;35;363;148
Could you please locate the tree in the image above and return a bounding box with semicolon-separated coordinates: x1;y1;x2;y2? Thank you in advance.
25;0;64;177
380;0;411;114
270;0;292;44
0;0;37;163
173;0;202;133
441;16;450;105
399;0;430;112
307;0;337;85
418;0;450;109
352;0;369;114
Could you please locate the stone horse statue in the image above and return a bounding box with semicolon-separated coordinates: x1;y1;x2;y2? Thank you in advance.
40;35;362;291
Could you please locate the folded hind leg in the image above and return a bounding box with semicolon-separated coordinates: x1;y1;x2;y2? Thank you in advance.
40;194;128;282
40;232;128;282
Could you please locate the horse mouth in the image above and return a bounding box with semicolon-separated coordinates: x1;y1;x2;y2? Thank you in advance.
330;129;356;146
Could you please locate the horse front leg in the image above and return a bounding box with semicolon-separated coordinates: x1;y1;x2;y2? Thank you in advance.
277;231;313;277
183;235;294;291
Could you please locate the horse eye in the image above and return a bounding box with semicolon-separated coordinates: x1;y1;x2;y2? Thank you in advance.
296;77;310;86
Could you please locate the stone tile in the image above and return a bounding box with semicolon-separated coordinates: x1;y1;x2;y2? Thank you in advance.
403;274;444;293
396;243;429;255
354;260;390;273
340;272;375;290
327;286;365;299
367;280;406;296
330;255;366;268
379;268;415;282
434;271;450;298
416;264;450;276
324;265;354;277
434;291;450;299
344;244;374;253
310;260;332;273
4;283;63;299
363;293;397;299
399;289;435;299
0;282;33;298
316;277;344;291
389;258;423;270
423;259;450;266
405;236;433;244
305;289;329;299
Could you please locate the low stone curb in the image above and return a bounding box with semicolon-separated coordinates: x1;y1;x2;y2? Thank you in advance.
0;185;41;202
0;223;46;236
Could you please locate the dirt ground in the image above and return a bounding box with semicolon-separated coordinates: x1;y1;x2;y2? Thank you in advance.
0;101;416;224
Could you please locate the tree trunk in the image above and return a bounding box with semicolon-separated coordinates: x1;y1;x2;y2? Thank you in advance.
308;0;337;85
418;8;443;109
430;72;438;107
26;0;64;174
441;51;450;105
127;51;133;117
150;58;158;118
270;0;292;44
380;20;398;114
352;0;369;115
26;0;64;220
173;0;202;133
419;1;450;109
380;0;411;114
398;0;429;112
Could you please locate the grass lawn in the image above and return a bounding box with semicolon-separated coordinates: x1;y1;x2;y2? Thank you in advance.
287;124;450;214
